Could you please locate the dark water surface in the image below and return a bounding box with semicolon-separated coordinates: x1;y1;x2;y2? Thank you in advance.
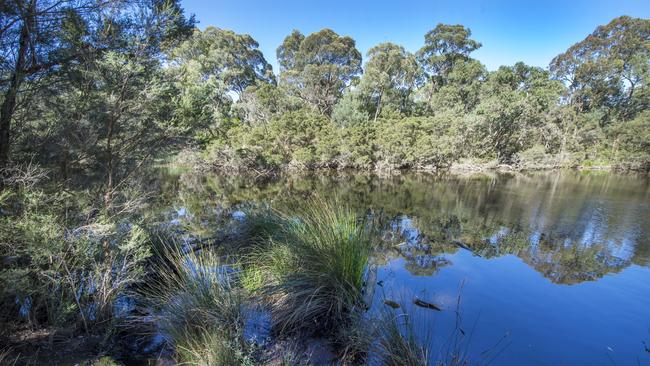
155;170;650;365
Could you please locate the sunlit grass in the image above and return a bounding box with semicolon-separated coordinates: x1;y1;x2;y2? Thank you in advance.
174;325;254;366
249;198;374;334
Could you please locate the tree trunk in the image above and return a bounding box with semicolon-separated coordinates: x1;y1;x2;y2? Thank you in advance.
373;89;384;123
0;7;32;171
104;116;115;207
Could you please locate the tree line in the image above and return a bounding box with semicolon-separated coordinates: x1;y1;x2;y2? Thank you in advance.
1;3;649;200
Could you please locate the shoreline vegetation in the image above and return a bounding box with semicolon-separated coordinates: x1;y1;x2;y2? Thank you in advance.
2;194;467;365
170;148;649;176
0;0;649;364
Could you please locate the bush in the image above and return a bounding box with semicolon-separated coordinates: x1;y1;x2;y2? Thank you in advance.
514;144;561;170
607;111;650;171
338;122;376;169
375;116;460;170
206;108;341;171
0;186;150;332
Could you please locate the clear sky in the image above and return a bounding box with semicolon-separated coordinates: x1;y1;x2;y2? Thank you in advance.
179;0;650;73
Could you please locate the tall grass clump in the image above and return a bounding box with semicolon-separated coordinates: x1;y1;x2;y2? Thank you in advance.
141;247;249;364
174;325;255;366
235;206;287;249
376;309;429;366
252;199;374;334
336;312;377;363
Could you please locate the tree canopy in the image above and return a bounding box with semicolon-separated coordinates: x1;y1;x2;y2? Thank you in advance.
1;14;648;189
550;16;650;123
277;28;362;115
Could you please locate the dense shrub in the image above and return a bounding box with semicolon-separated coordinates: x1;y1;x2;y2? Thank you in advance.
0;186;151;332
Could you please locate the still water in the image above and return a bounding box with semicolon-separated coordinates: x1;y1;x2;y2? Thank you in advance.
155;170;650;365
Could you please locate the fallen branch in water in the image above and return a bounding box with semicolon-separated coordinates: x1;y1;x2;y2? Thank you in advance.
414;298;441;311
383;300;400;309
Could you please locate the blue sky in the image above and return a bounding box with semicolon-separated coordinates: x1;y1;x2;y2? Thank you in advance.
180;0;650;73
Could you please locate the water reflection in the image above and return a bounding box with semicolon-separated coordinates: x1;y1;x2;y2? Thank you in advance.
154;170;650;282
151;170;650;364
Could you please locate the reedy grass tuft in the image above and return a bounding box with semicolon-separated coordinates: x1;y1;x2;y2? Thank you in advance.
174;325;255;366
250;198;374;335
336;312;377;364
141;247;248;364
377;310;429;366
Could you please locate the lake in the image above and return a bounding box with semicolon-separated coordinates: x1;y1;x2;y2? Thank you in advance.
154;169;650;365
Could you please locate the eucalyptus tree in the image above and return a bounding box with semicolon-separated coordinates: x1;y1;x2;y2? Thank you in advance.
168;27;274;139
417;24;482;94
431;58;486;112
472;62;564;162
550;16;650;123
170;27;274;96
360;42;422;121
277;29;362;115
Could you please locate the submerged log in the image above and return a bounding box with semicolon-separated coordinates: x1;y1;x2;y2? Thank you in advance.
383;300;401;309
413;298;441;311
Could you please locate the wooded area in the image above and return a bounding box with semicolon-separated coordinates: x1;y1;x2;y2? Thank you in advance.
0;2;648;196
0;1;648;364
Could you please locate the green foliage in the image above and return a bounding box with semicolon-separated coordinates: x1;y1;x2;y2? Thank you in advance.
208;108;339;170
607;111;650;169
250;199;373;334
8;13;642;179
167;27;275;141
171;27;274;94
190;20;650;173
515;145;561;170
468;63;565;162
339;122;377;169
332;91;371;127
550;16;650;123
375;116;462;169
429;59;486;112
235;83;302;126
0;185;151;330
277;29;362;115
